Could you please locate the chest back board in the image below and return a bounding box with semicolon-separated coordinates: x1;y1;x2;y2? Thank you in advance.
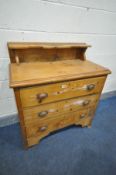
8;42;91;63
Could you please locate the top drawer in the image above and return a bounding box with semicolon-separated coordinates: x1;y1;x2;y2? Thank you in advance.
20;76;106;108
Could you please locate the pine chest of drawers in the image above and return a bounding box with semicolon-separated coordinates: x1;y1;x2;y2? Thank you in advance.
8;42;111;148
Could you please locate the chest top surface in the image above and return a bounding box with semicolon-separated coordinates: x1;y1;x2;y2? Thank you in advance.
8;42;111;88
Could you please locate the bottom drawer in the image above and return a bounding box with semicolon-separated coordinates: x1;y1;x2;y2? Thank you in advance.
26;106;96;146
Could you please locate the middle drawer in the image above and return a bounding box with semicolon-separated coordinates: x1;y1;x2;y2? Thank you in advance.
23;94;99;125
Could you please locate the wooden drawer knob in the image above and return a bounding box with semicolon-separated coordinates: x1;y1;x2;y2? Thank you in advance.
86;84;95;90
39;126;48;132
80;114;86;119
38;111;48;118
36;93;48;103
82;100;90;106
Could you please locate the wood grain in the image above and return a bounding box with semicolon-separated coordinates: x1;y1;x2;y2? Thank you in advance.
23;94;99;124
9;60;110;88
14;89;28;148
20;76;106;108
8;42;91;49
8;42;91;64
26;107;96;146
8;42;111;148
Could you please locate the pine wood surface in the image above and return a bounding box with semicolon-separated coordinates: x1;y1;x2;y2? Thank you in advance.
9;60;110;88
14;89;28;148
8;42;111;148
26;107;95;146
8;42;91;49
20;76;106;108
23;94;99;124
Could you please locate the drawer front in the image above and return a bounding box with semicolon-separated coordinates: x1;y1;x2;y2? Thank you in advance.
23;94;99;124
25;107;95;138
20;76;106;108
